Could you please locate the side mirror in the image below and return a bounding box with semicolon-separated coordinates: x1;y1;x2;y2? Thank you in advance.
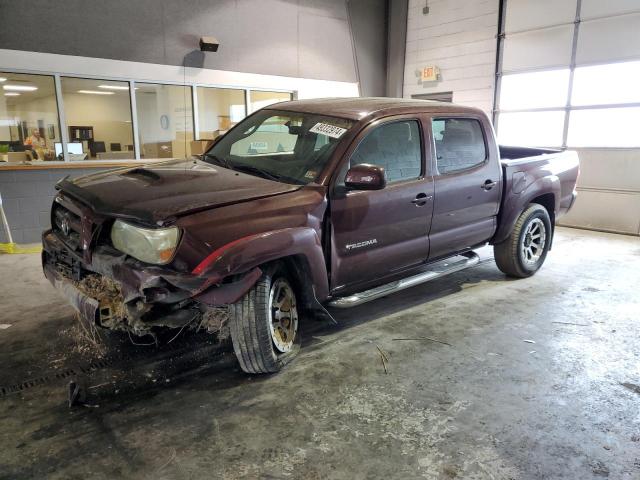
344;164;386;190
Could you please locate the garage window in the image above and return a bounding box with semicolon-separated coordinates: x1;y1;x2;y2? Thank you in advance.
432;118;487;174
495;0;640;148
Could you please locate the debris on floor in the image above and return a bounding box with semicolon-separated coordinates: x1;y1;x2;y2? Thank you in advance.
62;313;107;358
375;344;390;374
0;324;11;329
523;339;536;344
620;382;640;395
392;336;452;346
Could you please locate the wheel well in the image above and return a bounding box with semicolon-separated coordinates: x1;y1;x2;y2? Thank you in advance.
531;193;555;225
271;255;317;313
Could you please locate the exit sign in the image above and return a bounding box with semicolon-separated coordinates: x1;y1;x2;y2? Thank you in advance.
421;66;440;82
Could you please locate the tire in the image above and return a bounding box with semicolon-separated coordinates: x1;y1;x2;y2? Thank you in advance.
494;203;552;278
229;265;301;374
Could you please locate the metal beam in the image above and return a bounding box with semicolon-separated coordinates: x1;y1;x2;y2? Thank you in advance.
53;74;69;162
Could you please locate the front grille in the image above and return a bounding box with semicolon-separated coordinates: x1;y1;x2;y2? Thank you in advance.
52;202;84;252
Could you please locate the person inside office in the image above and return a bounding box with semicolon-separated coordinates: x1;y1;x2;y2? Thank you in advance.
23;129;51;160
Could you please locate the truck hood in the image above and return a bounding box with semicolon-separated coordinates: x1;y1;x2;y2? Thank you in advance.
57;159;302;226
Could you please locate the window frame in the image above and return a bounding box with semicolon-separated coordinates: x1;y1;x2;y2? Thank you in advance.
0;66;295;162
0;71;62;158
339;116;426;187
133;81;195;159
430;115;489;176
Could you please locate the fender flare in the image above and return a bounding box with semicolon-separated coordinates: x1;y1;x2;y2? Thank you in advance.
193;227;329;301
493;175;560;245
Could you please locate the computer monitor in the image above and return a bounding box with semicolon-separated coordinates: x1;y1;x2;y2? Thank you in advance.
90;141;106;157
54;142;83;157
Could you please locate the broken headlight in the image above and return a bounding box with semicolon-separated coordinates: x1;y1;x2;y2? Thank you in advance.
111;220;180;265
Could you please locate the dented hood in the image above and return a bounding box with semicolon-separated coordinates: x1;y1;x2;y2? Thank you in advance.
57;159;302;226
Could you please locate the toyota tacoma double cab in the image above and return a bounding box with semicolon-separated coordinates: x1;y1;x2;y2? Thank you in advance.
42;98;579;374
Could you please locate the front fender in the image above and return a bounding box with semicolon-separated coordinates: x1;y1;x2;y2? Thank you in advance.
193;227;329;301
493;174;560;245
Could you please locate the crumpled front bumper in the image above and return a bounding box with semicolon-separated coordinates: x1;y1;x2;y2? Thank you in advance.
42;230;262;330
43;262;101;326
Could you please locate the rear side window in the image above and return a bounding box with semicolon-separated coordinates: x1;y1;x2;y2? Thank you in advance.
432;118;487;174
348;120;422;183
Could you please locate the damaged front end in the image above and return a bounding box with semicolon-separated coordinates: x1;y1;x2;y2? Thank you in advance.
42;195;261;339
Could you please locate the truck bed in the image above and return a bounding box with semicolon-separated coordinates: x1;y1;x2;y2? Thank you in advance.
493;145;580;244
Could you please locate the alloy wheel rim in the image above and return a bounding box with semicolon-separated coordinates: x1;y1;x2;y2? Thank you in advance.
521;218;546;266
268;278;298;353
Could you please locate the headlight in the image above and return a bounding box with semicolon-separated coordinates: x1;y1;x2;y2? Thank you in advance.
111;220;180;265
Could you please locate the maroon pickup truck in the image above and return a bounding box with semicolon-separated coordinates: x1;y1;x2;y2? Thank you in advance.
42;98;579;374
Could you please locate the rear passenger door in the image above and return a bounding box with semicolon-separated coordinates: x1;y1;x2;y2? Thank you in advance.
329;116;434;293
428;115;502;259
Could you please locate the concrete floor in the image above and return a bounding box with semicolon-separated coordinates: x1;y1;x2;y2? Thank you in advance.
0;227;639;479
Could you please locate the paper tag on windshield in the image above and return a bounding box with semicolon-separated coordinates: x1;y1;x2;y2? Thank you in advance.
309;122;347;139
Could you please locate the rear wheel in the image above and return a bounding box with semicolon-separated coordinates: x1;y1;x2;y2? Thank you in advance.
494;203;552;278
229;266;300;374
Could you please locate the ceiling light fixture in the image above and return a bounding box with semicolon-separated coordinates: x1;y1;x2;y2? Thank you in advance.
77;90;115;95
4;92;20;96
98;84;129;91
3;85;38;92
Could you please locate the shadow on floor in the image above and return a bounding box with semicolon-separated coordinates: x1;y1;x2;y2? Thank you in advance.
1;260;509;411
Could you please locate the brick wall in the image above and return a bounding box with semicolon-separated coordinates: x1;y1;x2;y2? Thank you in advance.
404;0;500;115
0;168;114;244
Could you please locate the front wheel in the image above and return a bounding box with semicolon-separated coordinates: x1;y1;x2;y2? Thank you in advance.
229;266;301;374
494;204;552;278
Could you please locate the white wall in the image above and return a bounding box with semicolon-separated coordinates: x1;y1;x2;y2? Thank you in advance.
404;0;499;114
0;49;359;101
64;92;134;154
558;149;640;235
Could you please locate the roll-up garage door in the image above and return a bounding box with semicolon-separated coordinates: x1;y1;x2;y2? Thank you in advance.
494;0;640;149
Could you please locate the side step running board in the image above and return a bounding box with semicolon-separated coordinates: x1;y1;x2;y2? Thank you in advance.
328;251;480;308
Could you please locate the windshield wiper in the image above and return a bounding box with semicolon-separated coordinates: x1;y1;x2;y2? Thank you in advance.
203;153;232;170
232;164;285;182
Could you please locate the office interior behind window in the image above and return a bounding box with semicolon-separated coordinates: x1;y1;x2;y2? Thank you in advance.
0;68;294;163
0;72;60;162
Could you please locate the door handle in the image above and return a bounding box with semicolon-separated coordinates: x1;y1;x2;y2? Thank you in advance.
411;193;432;206
481;179;496;190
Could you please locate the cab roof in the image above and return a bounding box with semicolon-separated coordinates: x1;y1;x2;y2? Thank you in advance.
263;97;484;121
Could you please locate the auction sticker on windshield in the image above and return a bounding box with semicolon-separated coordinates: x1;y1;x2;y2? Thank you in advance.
309;123;348;139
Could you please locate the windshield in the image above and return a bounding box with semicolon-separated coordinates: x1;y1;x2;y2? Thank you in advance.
204;109;355;185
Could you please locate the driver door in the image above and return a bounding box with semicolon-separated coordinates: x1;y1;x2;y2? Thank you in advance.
329;116;434;294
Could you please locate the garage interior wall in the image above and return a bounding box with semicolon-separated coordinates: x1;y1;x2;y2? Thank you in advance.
406;0;640;236
0;0;388;97
496;0;640;236
403;0;500;115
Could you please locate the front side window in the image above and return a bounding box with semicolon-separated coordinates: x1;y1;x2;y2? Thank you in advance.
206;110;354;185
432;118;487;174
348;120;422;183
